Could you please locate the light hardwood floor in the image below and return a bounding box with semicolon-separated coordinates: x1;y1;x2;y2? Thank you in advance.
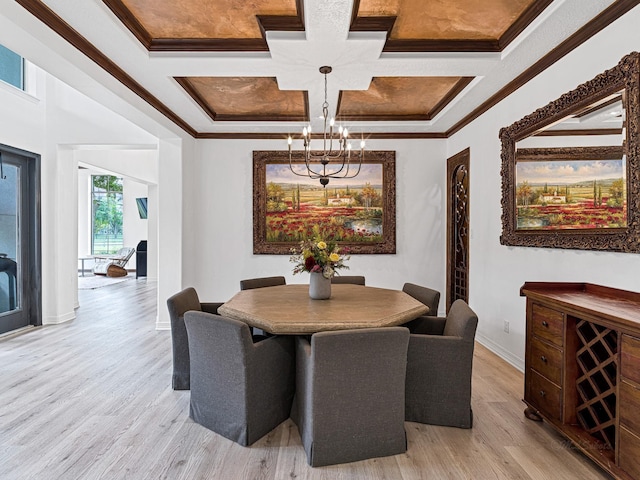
0;279;613;480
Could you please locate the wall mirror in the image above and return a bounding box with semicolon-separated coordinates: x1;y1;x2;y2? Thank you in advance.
500;51;640;252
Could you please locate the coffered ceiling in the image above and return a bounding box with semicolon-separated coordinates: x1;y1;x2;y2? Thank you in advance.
11;0;632;138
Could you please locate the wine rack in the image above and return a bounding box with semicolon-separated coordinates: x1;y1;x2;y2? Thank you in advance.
575;319;617;450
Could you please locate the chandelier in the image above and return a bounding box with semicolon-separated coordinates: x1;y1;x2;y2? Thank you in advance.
287;66;365;187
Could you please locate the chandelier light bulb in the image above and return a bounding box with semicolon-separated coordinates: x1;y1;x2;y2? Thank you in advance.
343;127;348;138
360;140;366;149
330;118;335;127
303;126;308;137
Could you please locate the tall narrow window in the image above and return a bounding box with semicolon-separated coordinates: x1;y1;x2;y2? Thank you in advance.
92;175;123;255
0;44;24;90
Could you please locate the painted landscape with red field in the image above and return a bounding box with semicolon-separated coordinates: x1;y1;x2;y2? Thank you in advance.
264;163;385;243
517;199;627;230
515;158;627;230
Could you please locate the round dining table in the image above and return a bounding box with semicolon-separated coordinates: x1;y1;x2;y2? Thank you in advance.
217;284;429;335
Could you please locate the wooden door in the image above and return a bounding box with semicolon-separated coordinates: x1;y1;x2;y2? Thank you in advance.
446;148;470;311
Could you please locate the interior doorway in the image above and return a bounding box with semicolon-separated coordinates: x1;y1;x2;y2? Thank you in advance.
0;144;41;335
446;148;470;312
77;153;155;284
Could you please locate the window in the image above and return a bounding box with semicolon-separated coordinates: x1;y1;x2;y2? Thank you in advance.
0;44;24;90
91;175;123;255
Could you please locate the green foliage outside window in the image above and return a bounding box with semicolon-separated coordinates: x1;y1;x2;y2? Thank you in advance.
92;175;124;254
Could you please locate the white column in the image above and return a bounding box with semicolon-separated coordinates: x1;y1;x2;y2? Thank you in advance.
147;183;158;281
42;145;77;324
155;138;183;330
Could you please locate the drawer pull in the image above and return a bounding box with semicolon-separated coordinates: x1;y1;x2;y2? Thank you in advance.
540;355;547;363
539;390;546;397
542;321;549;327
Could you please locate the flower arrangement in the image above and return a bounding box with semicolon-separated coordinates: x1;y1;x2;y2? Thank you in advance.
290;238;350;279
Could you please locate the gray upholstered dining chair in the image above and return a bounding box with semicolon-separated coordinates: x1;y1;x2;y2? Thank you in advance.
239;276;286;336
405;299;478;428
166;287;224;390
291;327;410;467
402;282;440;316
331;275;365;285
240;276;286;290
184;311;295;446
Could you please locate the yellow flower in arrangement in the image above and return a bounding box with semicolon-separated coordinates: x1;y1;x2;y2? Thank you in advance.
290;236;350;279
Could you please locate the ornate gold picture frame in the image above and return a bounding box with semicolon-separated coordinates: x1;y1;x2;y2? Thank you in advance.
253;150;396;254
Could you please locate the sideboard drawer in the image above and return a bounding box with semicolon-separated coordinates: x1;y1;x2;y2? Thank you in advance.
530;336;562;385
531;303;564;347
619;426;640;480
621;334;640;385
620;379;640;436
527;369;562;421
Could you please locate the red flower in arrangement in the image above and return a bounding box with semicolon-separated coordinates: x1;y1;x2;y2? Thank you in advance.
304;255;316;271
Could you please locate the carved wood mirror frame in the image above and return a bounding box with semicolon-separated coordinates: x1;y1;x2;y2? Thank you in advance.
500;51;640;252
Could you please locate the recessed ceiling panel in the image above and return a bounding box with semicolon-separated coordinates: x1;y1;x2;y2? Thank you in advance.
338;77;473;121
178;77;307;122
356;0;539;41
118;0;298;39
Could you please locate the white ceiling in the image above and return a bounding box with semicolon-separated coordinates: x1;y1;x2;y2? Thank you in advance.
4;0;621;135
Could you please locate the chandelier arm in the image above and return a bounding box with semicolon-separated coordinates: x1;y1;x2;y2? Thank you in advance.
325;159;348;177
324;149;353;177
324;151;364;179
323;137;346;159
289;153;325;179
324;150;347;160
303;160;325;178
303;149;345;161
288;164;316;178
338;155;364;179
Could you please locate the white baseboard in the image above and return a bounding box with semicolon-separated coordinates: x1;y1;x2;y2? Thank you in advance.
155;317;170;330
476;333;524;372
43;311;76;325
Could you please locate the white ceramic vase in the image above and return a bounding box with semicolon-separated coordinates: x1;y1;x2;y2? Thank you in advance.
309;271;331;300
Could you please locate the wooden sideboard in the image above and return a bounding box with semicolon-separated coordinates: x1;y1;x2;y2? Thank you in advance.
520;282;640;480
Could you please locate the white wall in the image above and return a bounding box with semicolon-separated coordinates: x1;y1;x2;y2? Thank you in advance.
77;168;92;259
182;139;447;313
448;6;640;369
123;179;149;263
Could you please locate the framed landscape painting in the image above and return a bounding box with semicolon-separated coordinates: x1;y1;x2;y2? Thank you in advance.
515;147;626;231
253;150;396;254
